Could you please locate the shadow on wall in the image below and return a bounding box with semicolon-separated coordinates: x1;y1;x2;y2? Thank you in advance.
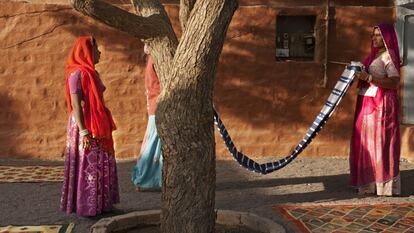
0;93;21;157
48;5;374;131
0;2;396;158
215;16;347;141
213;6;395;145
48;8;146;66
0;4;149;86
0;2;148;158
0;4;171;159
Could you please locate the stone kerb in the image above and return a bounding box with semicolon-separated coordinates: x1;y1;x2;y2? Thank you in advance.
91;209;285;233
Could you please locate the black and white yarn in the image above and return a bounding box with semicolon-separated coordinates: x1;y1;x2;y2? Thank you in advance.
214;63;363;174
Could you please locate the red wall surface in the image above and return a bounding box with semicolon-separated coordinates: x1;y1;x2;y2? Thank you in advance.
1;0;412;161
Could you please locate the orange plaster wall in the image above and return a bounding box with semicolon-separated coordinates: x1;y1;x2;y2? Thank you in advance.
1;1;410;161
214;6;403;160
0;1;148;159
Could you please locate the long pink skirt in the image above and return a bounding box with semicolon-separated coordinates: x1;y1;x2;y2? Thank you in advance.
350;90;401;196
60;116;120;216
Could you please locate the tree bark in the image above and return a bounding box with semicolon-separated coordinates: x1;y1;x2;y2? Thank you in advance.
71;0;167;39
156;0;238;232
179;0;197;31
130;0;178;85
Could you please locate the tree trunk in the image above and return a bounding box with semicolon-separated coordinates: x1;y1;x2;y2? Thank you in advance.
156;0;238;232
69;0;239;232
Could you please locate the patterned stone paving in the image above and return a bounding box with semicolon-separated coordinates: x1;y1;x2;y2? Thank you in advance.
0;223;73;233
274;203;414;233
0;166;63;182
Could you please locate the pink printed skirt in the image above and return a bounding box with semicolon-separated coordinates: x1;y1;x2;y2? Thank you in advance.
350;91;401;196
60;116;120;216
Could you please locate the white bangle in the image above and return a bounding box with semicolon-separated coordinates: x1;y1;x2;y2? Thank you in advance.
79;129;89;137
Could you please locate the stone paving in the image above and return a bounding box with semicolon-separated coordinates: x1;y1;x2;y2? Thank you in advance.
273;203;414;233
1;157;413;232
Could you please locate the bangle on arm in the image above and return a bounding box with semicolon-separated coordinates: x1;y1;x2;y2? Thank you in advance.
79;129;89;137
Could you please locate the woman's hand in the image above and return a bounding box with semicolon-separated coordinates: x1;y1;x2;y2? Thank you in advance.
355;71;370;82
82;134;91;150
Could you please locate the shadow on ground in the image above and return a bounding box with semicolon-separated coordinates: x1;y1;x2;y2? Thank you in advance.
1;158;413;232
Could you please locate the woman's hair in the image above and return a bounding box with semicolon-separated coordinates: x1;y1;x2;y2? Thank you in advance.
92;37;96;46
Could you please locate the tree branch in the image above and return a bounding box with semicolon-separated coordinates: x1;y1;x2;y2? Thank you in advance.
70;0;179;86
130;0;179;85
179;0;196;32
70;0;167;39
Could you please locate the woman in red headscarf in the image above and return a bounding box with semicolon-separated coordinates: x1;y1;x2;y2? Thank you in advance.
350;24;401;196
60;36;120;216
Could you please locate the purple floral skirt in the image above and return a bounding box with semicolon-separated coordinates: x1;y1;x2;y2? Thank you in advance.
60;116;120;217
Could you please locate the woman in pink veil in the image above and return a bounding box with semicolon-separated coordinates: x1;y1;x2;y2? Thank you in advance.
350;23;401;196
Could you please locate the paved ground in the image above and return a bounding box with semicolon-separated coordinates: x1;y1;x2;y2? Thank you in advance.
1;157;414;232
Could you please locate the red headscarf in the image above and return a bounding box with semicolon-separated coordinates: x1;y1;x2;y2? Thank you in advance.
363;23;401;75
358;24;400;115
358;24;400;90
65;36;116;138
